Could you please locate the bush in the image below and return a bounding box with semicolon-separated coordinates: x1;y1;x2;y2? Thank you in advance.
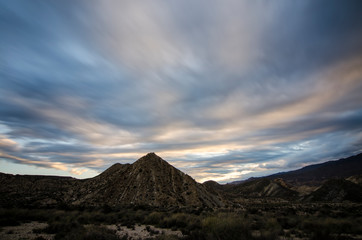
0;208;49;226
202;214;251;240
34;237;47;240
277;216;299;229
160;213;202;233
145;212;165;225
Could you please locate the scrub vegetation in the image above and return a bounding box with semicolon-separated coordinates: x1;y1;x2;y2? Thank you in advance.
1;202;362;240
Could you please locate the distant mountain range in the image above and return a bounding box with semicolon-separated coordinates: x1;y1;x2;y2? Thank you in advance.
0;152;362;208
205;153;362;203
266;153;362;186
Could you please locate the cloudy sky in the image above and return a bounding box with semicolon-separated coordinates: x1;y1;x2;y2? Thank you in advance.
1;0;362;183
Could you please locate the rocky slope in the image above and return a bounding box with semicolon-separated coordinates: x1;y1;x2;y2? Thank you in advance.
306;178;362;202
74;153;223;208
212;178;298;200
347;174;362;186
0;173;78;207
0;153;223;208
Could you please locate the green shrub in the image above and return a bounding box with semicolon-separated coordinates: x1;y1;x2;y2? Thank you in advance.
145;212;165;225
34;237;47;240
202;214;251;240
277;216;299;229
160;213;201;233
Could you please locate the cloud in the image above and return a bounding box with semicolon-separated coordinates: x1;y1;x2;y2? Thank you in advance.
0;0;362;182
70;168;88;176
0;135;18;151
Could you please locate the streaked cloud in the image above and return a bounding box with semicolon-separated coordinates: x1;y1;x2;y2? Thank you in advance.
1;0;362;183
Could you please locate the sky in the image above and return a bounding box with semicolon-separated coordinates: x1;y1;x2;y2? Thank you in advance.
1;0;362;183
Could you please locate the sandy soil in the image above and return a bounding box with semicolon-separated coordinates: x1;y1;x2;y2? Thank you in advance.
107;224;184;239
0;221;183;240
0;221;54;240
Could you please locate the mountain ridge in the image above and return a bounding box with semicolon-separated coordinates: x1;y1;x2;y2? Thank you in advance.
266;153;362;186
228;153;362;186
1;152;362;208
205;153;362;202
0;153;224;209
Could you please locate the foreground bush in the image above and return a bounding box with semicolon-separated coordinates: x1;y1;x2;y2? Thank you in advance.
201;213;251;240
83;226;121;240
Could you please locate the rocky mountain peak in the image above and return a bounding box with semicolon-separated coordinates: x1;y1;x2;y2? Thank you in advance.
131;153;176;177
73;153;224;208
135;152;165;165
145;152;158;158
